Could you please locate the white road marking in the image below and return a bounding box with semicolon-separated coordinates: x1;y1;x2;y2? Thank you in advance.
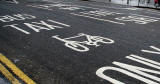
96;54;160;84
126;55;160;70
3;19;70;34
27;5;53;10
52;33;114;52
0;14;36;23
48;19;71;27
129;54;160;67
131;14;160;19
6;0;19;4
88;4;129;10
4;24;30;34
89;3;160;16
70;13;125;25
141;46;160;54
12;0;19;4
115;14;159;24
145;11;160;16
45;2;160;17
96;45;160;84
80;10;123;17
96;67;125;84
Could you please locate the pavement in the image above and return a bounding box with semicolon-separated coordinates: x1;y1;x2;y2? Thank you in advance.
0;0;160;84
90;0;160;10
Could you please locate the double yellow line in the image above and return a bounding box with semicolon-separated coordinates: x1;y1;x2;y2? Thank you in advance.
0;53;36;84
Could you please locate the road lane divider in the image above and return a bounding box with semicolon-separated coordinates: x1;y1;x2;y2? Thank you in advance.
0;53;36;84
0;62;21;84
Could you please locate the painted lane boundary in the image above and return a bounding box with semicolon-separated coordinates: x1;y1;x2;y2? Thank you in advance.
0;63;21;84
0;53;36;84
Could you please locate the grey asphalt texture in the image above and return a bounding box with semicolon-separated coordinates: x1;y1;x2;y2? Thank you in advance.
0;0;160;84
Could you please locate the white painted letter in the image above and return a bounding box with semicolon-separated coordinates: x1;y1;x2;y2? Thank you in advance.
96;66;158;84
113;61;160;84
0;15;14;22
24;22;53;32
32;21;63;29
141;46;160;54
4;24;30;34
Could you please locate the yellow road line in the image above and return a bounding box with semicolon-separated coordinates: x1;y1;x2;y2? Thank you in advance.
0;63;21;84
0;53;36;84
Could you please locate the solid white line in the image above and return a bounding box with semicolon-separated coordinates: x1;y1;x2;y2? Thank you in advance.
70;13;125;25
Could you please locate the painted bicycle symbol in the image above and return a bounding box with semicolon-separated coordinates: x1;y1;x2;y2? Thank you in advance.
52;33;114;52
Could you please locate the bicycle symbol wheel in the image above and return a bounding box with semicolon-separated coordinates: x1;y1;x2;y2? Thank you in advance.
93;36;114;44
65;42;89;52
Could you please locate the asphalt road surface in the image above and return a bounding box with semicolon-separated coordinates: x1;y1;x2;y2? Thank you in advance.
0;0;160;84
